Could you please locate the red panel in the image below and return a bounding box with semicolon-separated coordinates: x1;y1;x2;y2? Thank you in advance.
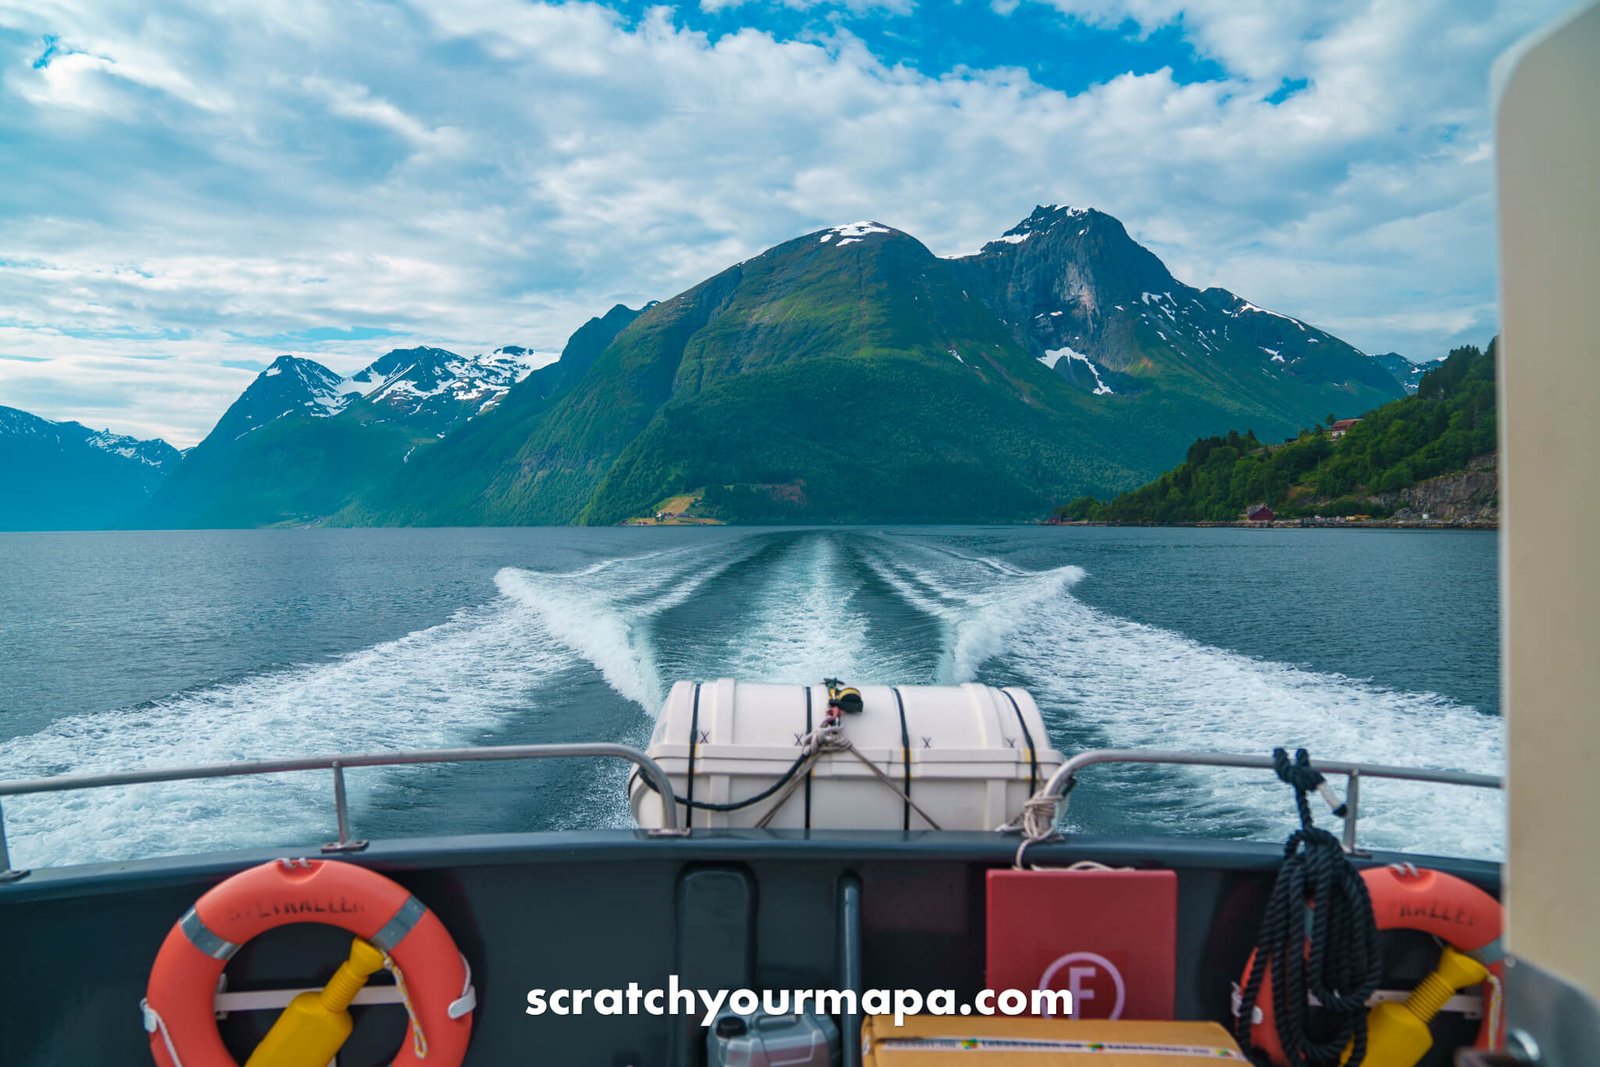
986;868;1178;1021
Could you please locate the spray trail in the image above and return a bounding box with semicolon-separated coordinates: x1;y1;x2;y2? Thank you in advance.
494;537;767;710
0;593;578;867
710;536;921;684
856;535;1085;682
865;534;1505;858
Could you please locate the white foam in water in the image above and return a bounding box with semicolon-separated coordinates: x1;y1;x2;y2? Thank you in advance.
0;596;580;868
857;538;1086;683
716;536;918;684
865;536;1506;859
495;538;767;710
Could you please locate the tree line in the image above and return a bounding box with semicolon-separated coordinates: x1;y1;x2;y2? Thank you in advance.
1055;341;1497;523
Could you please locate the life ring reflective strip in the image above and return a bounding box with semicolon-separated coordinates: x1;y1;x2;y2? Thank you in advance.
1239;865;1503;1066
143;858;474;1067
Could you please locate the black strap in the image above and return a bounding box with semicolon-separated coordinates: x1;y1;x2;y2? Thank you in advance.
803;686;813;831
1000;689;1039;795
891;686;911;831
685;682;702;829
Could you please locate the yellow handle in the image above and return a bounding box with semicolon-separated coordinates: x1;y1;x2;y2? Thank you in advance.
244;939;386;1067
319;938;386;1014
1343;944;1489;1067
1404;945;1488;1023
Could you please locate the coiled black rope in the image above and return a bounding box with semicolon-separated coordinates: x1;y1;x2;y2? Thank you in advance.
1236;748;1382;1066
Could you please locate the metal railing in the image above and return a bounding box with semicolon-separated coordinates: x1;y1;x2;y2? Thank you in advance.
1018;748;1504;854
0;743;1506;882
0;742;683;883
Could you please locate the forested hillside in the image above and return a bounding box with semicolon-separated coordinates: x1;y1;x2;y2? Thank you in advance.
1055;341;1496;523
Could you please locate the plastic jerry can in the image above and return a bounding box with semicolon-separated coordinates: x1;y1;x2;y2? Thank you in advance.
708;1008;841;1067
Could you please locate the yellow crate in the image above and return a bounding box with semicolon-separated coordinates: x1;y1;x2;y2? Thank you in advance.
861;1015;1245;1064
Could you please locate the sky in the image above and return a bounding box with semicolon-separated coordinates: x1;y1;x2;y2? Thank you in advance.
0;0;1570;446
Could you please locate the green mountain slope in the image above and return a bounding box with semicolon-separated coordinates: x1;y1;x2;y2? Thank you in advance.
350;210;1406;526
335;304;646;525
1056;342;1496;523
124;205;1412;528
355;224;1165;525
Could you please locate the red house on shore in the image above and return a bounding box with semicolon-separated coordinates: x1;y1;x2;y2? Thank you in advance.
1246;505;1276;523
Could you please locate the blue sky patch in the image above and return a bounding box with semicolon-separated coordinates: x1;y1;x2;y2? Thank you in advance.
606;2;1228;93
31;34;59;70
1266;76;1310;105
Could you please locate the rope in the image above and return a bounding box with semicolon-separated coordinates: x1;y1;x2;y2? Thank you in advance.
383;953;429;1059
749;725;945;830
140;998;185;1067
829;741;944;830
1235;748;1381;1067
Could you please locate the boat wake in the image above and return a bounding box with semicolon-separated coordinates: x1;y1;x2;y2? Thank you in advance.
0;592;576;866
857;535;1504;858
0;530;1504;866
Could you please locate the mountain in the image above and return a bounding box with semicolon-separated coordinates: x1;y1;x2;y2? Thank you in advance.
134;346;547;528
0;405;180;530
346;224;1171;525
1056;342;1497;524
349;210;1405;525
951;205;1404;417
513;304;650;404
114;204;1411;528
1372;352;1444;393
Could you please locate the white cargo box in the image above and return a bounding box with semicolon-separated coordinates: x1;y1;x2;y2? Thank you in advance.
629;680;1062;831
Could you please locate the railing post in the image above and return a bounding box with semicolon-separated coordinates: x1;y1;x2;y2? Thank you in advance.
1342;769;1362;853
838;874;863;1067
0;795;30;884
321;762;368;854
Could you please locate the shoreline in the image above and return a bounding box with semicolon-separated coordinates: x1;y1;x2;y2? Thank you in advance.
1045;519;1498;531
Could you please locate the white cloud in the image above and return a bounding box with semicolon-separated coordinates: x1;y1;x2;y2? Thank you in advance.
0;0;1566;444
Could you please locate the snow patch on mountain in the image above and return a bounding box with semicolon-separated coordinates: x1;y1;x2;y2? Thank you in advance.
1228;298;1307;331
1;404;180;471
1042;346;1115;395
823;221;892;246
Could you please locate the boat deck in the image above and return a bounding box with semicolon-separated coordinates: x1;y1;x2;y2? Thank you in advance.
0;829;1497;1065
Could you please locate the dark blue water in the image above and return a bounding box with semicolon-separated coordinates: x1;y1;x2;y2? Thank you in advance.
0;527;1502;866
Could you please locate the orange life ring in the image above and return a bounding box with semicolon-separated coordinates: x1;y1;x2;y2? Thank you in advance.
141;858;474;1067
1238;865;1502;1065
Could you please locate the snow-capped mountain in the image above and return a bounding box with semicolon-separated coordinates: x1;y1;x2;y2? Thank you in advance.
128;204;1417;528
216;346;550;444
208;356;356;443
134;343;552;528
346;345;548;436
950;205;1404;413
1373;352;1444;393
1;404;180;529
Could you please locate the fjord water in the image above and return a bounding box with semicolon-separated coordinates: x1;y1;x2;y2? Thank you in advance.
0;527;1501;868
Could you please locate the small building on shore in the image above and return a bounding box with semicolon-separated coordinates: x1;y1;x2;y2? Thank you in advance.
1245;504;1276;523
